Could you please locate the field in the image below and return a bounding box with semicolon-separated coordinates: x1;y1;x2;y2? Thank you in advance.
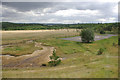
2;29;118;78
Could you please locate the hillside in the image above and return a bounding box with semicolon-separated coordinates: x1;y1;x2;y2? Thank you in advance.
2;22;118;33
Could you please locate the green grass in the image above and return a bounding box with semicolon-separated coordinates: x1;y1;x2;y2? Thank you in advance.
2;42;42;56
2;29;79;56
2;30;118;78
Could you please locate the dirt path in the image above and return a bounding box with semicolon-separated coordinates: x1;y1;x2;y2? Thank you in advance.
2;42;54;68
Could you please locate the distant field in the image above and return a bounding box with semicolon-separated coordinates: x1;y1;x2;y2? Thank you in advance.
2;29;78;32
2;29;118;78
2;29;79;45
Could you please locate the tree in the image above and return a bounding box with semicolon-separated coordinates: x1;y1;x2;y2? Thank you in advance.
80;29;94;43
48;49;61;66
97;48;104;55
100;30;105;34
118;38;120;45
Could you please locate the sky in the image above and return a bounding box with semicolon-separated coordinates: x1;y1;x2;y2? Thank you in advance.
1;0;119;24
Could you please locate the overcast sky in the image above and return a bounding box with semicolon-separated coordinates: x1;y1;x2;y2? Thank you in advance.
1;1;118;23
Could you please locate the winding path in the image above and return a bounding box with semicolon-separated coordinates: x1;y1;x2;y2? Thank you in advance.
2;42;54;68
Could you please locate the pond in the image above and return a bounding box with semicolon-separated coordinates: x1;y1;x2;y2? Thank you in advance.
61;34;117;42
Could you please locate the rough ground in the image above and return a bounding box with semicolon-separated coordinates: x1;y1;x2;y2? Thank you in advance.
2;42;54;68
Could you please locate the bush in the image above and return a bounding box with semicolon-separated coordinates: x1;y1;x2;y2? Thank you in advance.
80;29;94;43
119;38;120;45
97;48;104;55
113;42;116;46
48;49;61;66
41;64;46;66
100;30;105;34
113;42;118;47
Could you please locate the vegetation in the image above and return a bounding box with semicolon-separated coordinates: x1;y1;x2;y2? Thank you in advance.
41;64;46;66
100;30;105;34
48;49;61;66
2;35;118;78
2;22;118;34
118;38;120;45
1;22;118;78
2;42;42;56
2;29;78;45
80;29;94;43
97;48;104;55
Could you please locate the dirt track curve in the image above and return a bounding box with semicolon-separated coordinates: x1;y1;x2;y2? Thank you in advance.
2;42;54;68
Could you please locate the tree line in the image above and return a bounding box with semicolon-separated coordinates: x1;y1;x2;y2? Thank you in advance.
1;22;118;33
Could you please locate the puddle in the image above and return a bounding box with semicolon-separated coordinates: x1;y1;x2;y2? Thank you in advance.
61;34;117;42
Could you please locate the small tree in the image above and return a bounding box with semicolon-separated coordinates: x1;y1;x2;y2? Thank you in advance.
100;30;105;34
80;29;94;43
48;49;61;66
97;48;104;55
119;38;120;46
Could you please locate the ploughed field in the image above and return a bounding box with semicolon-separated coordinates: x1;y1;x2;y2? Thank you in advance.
2;29;118;78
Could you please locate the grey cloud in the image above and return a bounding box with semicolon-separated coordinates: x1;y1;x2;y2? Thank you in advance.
2;2;116;12
2;2;118;23
2;2;56;12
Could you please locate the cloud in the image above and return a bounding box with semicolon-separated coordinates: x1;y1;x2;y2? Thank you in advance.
2;0;119;2
2;2;118;23
2;2;56;12
54;9;101;17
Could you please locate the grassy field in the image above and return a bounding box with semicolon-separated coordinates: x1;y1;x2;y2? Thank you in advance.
2;42;43;56
2;29;79;56
2;29;118;78
2;29;79;45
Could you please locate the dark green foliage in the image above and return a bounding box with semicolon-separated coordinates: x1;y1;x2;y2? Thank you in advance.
97;48;104;55
100;30;105;34
41;64;46;66
113;42;115;46
80;29;94;43
119;38;120;45
2;22;118;33
48;49;61;66
113;42;118;47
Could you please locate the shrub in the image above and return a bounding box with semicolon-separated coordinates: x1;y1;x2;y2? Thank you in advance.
119;38;120;45
100;30;105;34
80;29;94;43
97;48;104;55
113;42;116;46
113;42;118;47
48;49;61;66
41;64;46;66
